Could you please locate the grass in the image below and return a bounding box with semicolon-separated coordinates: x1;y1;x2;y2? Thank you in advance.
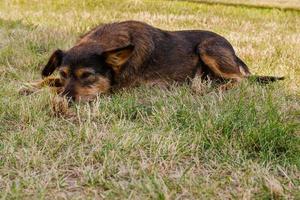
0;0;299;199
188;0;300;10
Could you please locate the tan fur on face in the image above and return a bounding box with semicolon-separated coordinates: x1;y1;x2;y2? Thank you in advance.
74;76;111;101
59;66;69;77
74;68;95;79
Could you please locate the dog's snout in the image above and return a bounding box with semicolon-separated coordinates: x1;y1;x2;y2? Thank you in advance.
61;88;76;101
61;92;75;101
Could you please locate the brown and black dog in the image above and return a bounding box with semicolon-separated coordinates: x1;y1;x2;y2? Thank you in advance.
38;20;283;101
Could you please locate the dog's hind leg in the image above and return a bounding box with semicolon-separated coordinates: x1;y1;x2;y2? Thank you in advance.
197;37;250;90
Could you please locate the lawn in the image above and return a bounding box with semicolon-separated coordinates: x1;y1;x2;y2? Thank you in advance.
0;0;299;199
190;0;300;10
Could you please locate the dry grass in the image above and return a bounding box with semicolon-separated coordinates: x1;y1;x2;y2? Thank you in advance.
188;0;300;10
0;0;299;199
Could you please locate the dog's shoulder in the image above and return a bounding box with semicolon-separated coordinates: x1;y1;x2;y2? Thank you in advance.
77;21;156;48
77;21;160;71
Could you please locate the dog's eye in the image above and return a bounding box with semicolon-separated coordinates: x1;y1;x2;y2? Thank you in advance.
60;71;68;79
80;72;94;80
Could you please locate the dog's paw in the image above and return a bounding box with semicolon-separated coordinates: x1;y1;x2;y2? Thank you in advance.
18;85;40;96
51;96;75;118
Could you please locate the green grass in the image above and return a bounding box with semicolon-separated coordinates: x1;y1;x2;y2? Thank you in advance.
0;0;299;199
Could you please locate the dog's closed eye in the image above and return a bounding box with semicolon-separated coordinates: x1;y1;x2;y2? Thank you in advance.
80;72;94;80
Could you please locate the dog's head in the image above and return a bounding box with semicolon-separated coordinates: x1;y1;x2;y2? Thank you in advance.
41;42;134;101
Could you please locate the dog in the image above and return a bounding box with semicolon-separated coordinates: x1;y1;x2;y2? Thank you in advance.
37;20;283;101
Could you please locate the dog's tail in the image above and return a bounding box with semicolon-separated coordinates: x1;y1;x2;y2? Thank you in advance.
247;75;284;84
237;59;284;84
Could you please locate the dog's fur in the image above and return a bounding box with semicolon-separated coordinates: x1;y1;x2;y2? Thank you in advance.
39;20;283;101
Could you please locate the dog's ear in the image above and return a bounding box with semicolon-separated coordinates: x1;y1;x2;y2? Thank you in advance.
102;45;134;73
42;49;64;78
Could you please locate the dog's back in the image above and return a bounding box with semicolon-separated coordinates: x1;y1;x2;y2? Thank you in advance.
78;21;224;84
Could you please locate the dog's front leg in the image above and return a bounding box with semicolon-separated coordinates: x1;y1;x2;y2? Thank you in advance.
19;76;63;95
